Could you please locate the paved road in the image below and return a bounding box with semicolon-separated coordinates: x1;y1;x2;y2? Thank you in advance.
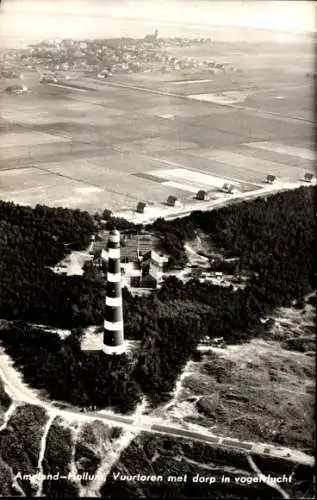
0;351;314;468
126;180;312;224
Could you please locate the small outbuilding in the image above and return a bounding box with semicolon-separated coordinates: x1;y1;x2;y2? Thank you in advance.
141;274;158;289
5;84;28;94
136;201;147;213
167;195;182;207
266;175;276;184
304;172;314;183
221;183;236;194
196;190;209;201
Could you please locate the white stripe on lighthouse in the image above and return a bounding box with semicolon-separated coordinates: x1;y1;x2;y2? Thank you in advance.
106;296;122;307
103;229;125;355
108;248;120;258
104;320;124;331
102;344;126;355
107;272;121;282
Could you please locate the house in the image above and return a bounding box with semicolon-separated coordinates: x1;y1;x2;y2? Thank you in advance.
266;175;276;184
40;72;58;84
196;190;209;201
167;195;182;207
130;275;142;288
221;183;236;194
149;250;169;282
304;172;314;183
97;70;112;79
92;230;153;270
5;84;28;94
136;201;147;213
141;274;157;289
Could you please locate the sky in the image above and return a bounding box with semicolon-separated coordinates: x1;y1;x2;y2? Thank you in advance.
0;1;315;47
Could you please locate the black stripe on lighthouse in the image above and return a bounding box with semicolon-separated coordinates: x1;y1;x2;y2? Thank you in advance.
103;229;125;355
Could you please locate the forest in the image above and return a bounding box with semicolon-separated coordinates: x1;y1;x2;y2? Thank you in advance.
0;323;141;412
0;185;315;411
0;202;101;327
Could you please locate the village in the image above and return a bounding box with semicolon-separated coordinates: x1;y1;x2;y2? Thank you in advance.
0;31;230;88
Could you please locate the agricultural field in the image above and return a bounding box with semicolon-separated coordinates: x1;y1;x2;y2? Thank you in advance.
0;36;314;214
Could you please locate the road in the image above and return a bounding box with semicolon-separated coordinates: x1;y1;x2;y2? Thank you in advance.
160;184;298;221
0;350;314;468
115;180;314;223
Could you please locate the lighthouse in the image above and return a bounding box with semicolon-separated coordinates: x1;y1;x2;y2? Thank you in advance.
103;229;125;355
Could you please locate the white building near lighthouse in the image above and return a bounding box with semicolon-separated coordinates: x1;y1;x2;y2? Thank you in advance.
149;250;169;284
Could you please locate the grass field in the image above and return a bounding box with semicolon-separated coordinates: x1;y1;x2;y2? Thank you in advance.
0;37;314;213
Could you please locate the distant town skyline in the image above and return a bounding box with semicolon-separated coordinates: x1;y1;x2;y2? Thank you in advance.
0;1;315;48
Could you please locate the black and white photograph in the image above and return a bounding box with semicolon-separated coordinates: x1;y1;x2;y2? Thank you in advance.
0;0;315;498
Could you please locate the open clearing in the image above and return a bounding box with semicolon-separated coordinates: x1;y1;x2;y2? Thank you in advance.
161;300;315;454
0;36;314;212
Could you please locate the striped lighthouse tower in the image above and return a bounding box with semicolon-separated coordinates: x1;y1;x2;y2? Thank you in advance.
103;229;125;355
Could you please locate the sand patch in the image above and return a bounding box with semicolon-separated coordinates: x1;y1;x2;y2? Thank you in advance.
188;90;250;105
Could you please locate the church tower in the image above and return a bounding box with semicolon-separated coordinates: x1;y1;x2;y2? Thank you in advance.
103;229;125;355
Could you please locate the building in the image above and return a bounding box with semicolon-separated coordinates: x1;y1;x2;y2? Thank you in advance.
40;74;58;83
121;261;142;288
94;230;156;290
149;250;169;284
136;201;147;213
144;30;159;43
140;274;157;289
5;84;28;94
196;190;209;201
221;183;236;194
103;229;125;355
304;172;314;183
167;195;182;207
94;230;153;263
137;234;153;257
97;69;112;79
266;175;276;184
121;232;153;262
